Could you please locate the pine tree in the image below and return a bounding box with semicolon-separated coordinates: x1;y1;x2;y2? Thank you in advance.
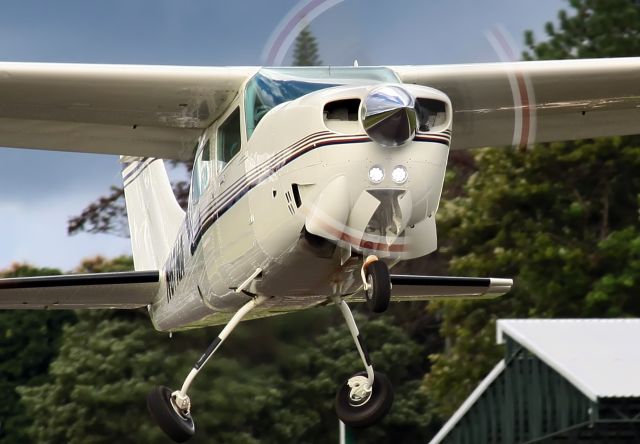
292;27;322;66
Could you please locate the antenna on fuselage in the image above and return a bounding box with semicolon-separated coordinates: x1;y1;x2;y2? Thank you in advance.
353;59;359;67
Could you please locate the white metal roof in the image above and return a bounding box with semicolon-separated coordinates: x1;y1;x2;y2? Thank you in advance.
497;318;640;401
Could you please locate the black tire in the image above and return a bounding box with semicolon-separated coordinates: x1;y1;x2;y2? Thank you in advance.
364;261;391;313
147;386;195;443
335;371;394;428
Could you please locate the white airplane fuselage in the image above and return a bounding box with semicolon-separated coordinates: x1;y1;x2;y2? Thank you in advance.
146;71;453;331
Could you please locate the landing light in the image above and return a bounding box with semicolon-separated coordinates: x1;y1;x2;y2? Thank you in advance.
391;165;408;184
368;166;385;184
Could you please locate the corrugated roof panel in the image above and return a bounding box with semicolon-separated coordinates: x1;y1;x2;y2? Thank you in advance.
428;360;506;444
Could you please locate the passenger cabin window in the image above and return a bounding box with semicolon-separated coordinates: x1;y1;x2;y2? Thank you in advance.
190;140;211;205
217;107;241;171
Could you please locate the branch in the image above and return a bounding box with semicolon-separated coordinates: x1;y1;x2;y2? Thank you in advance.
67;186;128;238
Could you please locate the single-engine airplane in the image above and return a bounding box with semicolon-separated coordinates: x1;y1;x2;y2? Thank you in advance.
0;57;638;442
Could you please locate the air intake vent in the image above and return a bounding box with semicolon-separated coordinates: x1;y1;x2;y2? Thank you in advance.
324;99;360;121
323;99;361;133
415;98;447;132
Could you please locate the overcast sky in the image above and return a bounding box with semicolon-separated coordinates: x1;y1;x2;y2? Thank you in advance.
0;0;566;271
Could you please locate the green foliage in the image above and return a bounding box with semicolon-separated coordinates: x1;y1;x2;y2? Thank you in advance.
18;311;167;444
523;0;640;60
426;139;640;416
0;264;75;444
585;226;640;316
19;303;436;443
425;0;640;420
292;27;322;66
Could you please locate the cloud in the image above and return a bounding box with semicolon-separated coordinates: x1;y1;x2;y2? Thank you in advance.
0;149;122;202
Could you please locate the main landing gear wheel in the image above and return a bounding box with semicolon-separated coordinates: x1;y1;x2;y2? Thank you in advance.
147;386;195;443
147;296;267;443
364;261;391;313
335;370;394;428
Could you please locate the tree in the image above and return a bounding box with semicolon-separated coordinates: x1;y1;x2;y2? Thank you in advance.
17;256;437;442
20;299;437;443
74;255;136;274
523;0;640;60
0;264;75;444
425;0;640;419
67;186;129;237
292;26;322;66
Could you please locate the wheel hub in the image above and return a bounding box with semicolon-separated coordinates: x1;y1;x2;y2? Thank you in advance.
171;391;192;417
365;274;374;300
347;375;373;406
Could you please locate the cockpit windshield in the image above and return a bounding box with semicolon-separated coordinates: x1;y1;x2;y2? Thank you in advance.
244;67;399;139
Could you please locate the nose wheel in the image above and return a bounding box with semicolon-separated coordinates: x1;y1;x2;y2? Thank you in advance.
362;258;391;313
335;370;394;428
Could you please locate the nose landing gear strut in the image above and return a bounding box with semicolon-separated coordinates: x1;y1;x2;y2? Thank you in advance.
332;297;394;428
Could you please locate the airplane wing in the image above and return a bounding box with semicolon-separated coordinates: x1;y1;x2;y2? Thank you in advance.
392;57;640;149
0;59;637;160
0;62;258;160
0;271;159;309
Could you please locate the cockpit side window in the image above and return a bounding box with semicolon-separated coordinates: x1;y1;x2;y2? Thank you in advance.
217;107;241;171
190;139;211;205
